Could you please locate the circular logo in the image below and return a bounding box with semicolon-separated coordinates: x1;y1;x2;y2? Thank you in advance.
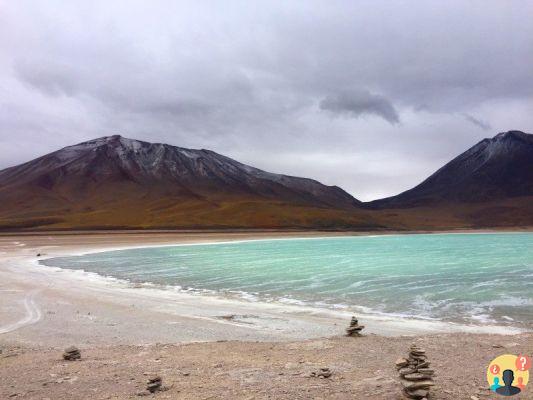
487;354;530;396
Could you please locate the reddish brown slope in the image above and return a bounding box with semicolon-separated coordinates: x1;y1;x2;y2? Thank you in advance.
0;135;377;230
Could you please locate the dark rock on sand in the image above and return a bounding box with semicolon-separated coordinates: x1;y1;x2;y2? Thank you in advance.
310;367;332;378
146;376;163;393
62;346;81;361
346;316;365;336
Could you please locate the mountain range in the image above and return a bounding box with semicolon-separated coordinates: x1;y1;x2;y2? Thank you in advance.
0;130;531;230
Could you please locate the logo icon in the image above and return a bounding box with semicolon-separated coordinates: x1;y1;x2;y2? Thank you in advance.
487;354;530;396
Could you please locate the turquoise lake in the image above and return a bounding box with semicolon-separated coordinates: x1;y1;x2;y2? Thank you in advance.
41;233;533;328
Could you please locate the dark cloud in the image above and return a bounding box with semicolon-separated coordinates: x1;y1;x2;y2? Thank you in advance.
0;1;532;200
462;113;492;131
320;90;399;124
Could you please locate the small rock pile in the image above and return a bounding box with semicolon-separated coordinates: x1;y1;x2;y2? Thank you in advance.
62;346;81;361
146;376;163;393
310;367;332;378
396;344;435;399
346;316;365;336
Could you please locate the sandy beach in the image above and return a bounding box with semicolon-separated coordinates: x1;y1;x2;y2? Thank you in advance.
1;231;532;399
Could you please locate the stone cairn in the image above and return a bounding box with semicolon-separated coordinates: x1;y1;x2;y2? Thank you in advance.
310;367;332;378
395;344;435;399
63;346;81;361
345;316;365;336
146;376;163;393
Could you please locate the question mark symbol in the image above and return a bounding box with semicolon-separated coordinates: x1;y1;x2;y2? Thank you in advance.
491;364;500;374
515;355;531;371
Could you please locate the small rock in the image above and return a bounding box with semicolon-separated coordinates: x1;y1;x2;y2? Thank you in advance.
403;373;430;381
310;367;332;378
402;380;436;390
395;358;409;368
146;376;162;393
62;346;81;361
403;389;429;400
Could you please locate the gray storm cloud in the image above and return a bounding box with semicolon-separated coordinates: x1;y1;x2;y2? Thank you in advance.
462;113;492;131
0;1;532;200
320;90;400;124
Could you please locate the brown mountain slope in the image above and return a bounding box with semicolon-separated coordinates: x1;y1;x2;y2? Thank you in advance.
0;132;532;231
0;136;379;230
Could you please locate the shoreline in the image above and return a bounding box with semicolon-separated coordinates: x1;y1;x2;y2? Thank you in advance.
1;231;532;399
1;231;528;348
37;234;530;336
2;226;532;237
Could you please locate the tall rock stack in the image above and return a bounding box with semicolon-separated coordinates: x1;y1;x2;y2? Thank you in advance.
396;344;435;399
346;316;365;336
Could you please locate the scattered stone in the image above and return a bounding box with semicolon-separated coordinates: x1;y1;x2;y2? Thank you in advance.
397;344;435;399
395;358;409;368
345;316;365;336
62;346;81;361
310;367;332;378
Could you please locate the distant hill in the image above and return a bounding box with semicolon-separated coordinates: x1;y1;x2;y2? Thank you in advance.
365;130;533;229
0;135;374;230
368;130;533;208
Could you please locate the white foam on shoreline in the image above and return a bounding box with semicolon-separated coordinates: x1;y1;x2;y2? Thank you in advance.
31;251;527;337
36;232;533;330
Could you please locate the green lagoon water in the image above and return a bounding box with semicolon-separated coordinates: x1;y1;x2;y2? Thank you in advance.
41;233;533;328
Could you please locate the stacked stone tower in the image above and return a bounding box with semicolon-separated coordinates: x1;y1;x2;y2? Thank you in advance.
345;316;365;336
396;344;435;399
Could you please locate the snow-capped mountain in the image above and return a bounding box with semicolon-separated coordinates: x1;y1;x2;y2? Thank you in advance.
1;131;531;230
0;135;358;208
367;130;533;208
0;135;366;229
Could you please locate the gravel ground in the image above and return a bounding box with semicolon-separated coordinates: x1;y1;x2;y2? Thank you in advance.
1;333;532;399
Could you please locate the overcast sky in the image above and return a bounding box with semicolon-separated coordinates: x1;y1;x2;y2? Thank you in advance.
1;1;532;200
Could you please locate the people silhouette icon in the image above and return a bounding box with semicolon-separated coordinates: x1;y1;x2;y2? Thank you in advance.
495;369;522;396
491;376;501;392
516;377;525;391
